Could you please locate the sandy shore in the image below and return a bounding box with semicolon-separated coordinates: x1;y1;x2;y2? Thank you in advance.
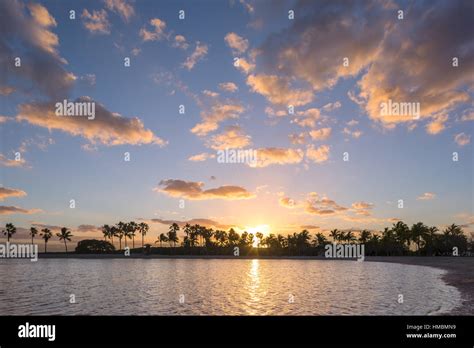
36;253;473;315
365;256;474;315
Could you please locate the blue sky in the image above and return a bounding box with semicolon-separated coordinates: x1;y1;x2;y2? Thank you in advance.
0;0;473;249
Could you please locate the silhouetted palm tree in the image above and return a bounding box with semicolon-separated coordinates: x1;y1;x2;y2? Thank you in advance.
329;229;340;243
313;232;327;247
138;222;149;248
3;223;16;242
101;224;111;241
156;233;168;247
359;230;371;243
168;223;179;247
30;227;39;244
228;228;240;246
128;221;138;249
56;227;73;253
41;228;52;253
255;232;264;249
115;223;125;250
214;230;228;247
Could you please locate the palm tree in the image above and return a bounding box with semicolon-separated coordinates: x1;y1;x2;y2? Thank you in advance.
101;224;111;241
329;229;340;243
109;226;117;249
115;223;125;250
345;230;356;244
313;232;327;247
168;223;179;247
138;222;149;248
255;232;264;249
41;228;52;253
3;223;16;242
359;230;371;243
228;228;239;246
410;222;429;252
56;227;73;253
156;233;168;247
214;230;228;247
30;227;39;244
128;221;138;249
201;227;213;247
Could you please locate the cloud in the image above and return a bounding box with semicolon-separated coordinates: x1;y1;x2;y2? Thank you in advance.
183;42;208;70
0;86;15;96
140;18;168;41
172;35;189;50
454;132;470;146
76;224;101;233
191;100;245;136
250;147;304;168
188;153;216;162
342;127;362;139
0;0;75;99
155;179;255;200
16;97;166;146
304;194;348;216
346;119;359;127
225;32;249;54
0;154;26;167
309;128;331;141
82;9;111;34
257;1;473;131
31;223;62;231
202;90;219;98
247;74;313;107
292;108;321;128
0;187;27;201
352;201;374;210
279;196;296;208
235;58;255;74
219;82;239;93
417;192;436;201
355;1;474;129
351;201;374;216
258;1;386;92
206;125;251;150
306;144;330;163
460;108;474;122
238;0;254;14
426;114;448;135
288;133;306;145
265;107;287;118
104;0;135;22
322;101;341;111
0;206;41;215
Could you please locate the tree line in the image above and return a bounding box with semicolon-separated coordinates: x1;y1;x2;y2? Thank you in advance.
2;220;473;256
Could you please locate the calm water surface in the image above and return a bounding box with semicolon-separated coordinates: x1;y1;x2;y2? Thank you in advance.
0;259;461;315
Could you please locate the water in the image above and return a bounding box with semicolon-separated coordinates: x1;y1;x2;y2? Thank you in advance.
0;259;462;315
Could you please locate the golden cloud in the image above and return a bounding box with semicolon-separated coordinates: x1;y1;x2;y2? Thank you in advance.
16;97;166;146
0;187;27;201
250;147;304;168
155;179;255;200
247;74;313;107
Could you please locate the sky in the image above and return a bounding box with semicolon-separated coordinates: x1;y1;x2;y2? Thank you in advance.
0;0;473;250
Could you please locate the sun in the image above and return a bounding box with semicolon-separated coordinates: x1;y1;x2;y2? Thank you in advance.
245;224;270;247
